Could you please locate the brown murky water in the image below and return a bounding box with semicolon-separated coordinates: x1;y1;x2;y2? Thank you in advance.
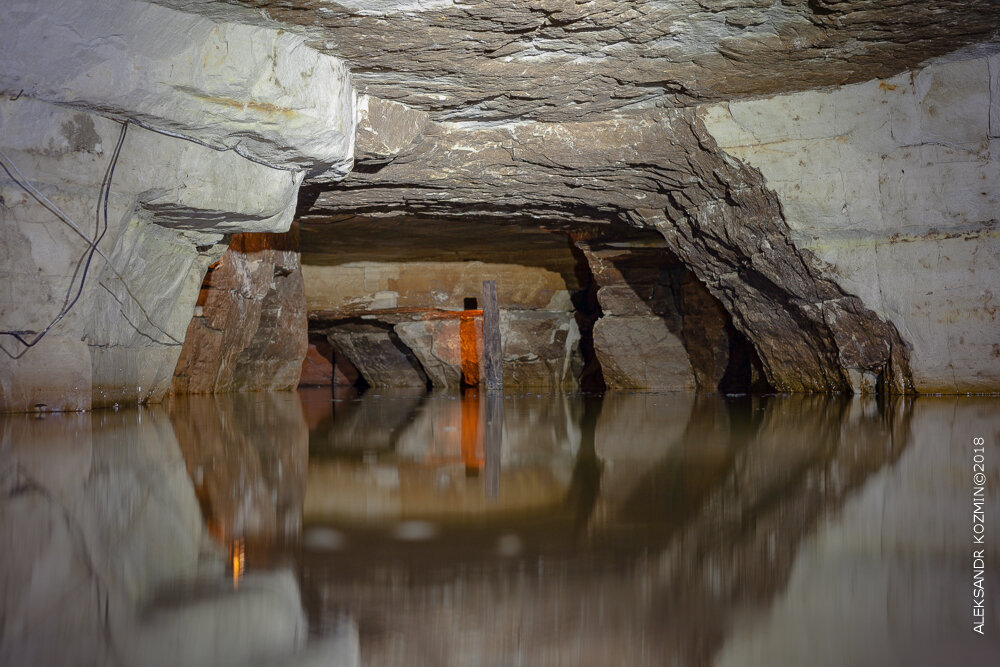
2;390;998;666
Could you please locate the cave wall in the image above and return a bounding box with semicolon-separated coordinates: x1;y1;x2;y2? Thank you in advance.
3;0;996;406
700;51;1000;393
171;228;308;394
0;0;355;412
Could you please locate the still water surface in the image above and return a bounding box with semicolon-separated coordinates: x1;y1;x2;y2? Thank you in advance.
2;389;998;666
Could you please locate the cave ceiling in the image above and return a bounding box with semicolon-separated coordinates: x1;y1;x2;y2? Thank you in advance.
223;0;1000;122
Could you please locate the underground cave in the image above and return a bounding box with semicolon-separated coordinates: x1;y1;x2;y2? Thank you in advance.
1;1;999;665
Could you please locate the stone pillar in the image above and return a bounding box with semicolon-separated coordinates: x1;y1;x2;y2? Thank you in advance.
579;241;697;391
171;227;308;394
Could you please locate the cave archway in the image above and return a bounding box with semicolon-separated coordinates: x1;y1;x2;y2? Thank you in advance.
286;212;770;395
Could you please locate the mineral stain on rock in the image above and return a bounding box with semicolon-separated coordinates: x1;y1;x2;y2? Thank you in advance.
59;113;101;153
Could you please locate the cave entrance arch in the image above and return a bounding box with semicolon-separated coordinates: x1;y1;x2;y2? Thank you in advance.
293;214;769;395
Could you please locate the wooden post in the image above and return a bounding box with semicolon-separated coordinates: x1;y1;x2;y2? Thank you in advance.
481;280;503;391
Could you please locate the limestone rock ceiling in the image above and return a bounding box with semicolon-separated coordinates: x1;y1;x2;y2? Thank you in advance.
190;0;988;393
229;0;1000;121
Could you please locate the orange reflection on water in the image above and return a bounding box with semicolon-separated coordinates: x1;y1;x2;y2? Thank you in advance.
461;387;483;473
230;539;245;590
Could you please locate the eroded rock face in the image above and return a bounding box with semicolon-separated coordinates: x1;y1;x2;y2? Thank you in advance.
302;218;586;389
304;102;916;393
580;240;696;391
0;0;355;411
700;52;1000;393
327;324;431;389
171;228;308;394
593;317;695;391
232;0;1000;123
5;0;355;177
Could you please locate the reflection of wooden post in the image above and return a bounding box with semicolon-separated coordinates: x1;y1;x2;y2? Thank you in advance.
481;280;503;391
484;389;503;499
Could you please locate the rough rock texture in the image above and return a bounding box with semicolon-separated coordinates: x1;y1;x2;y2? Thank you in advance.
498;309;581;388
579;238;763;391
231;0;1000;123
327;324;431;388
700;52;1000;393
4;0;996;399
307;100;915;393
171;228;308;394
394;318;468;389
304;260;573;317
301;218;585;388
0;0;355;411
300;342;335;385
266;0;998;394
580;240;696;390
5;0;355;177
592;317;695;391
325;309;581;390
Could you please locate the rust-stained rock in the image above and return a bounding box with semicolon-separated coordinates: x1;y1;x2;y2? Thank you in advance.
299;343;334;386
171;228;308;394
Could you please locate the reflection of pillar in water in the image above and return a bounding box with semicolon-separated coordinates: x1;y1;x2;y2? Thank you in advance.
484;390;503;499
230;538;245;590
461;387;482;474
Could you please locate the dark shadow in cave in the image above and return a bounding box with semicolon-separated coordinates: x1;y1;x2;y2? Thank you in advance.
295;213;774;394
567;236;606;393
583;227;773;394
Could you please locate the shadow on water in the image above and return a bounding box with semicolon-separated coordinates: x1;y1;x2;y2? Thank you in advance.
2;390;999;666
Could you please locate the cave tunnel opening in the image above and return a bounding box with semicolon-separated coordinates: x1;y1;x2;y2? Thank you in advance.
289;213;771;396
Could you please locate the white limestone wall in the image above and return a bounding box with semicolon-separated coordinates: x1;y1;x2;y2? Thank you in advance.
0;0;356;412
700;50;1000;393
2;0;355;179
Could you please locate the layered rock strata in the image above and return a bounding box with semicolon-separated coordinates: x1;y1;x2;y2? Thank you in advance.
171;228;308;394
0;0;354;411
276;0;998;394
233;0;1000;123
700;52;1000;393
301;219;586;389
309;104;913;392
580;238;769;392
